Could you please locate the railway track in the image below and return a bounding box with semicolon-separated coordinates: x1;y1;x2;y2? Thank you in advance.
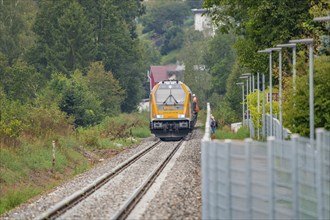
37;140;162;220
37;137;190;220
111;139;185;220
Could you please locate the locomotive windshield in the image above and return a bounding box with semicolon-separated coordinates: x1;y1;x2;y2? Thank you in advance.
155;84;186;109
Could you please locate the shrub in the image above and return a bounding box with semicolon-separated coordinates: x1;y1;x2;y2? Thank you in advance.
0;91;27;147
22;105;74;141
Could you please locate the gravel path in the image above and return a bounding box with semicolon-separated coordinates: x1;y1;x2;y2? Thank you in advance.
139;129;202;220
1;129;202;220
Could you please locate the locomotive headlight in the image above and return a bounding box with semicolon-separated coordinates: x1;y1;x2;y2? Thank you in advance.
155;114;164;119
178;114;186;118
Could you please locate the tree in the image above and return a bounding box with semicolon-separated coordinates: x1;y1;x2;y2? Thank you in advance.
161;26;184;55
30;0;94;76
203;31;236;95
178;29;211;108
284;56;330;136
48;72;103;127
203;0;312;74
0;0;24;64
141;2;190;35
78;0;147;112
1;60;43;103
54;2;95;74
86;62;125;116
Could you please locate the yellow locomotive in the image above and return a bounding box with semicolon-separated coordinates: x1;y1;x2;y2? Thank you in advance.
149;80;197;140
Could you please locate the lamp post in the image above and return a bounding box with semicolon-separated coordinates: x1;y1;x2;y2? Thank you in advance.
289;38;314;145
258;48;281;137
269;47;283;140
257;72;260;140
242;73;252;137
277;43;297;92
236;82;244;125
262;73;266;138
240;75;250;136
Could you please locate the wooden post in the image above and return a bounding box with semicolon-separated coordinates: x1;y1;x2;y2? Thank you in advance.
52;140;56;173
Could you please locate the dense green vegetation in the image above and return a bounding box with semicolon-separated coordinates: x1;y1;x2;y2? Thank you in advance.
0;0;152;215
203;0;330;136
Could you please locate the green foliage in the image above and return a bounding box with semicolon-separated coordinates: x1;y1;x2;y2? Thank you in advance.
77;113;150;148
0;148;27;184
224;61;247;117
0;140;90;215
203;0;312;74
0;0;25;64
86;62;125;116
161;26;185;55
131;127;151;138
23;105;74;139
0;91;27;146
203;31;236;95
139;38;161;66
141;1;190;35
178;29;211;108
28;0;147;112
55;1;95;74
284;56;330;136
1;60;44;102
215;126;249;140
246;87;279;132
212;98;240;126
48;72;103;127
140;1;192;57
30;0;94;76
0;187;41;215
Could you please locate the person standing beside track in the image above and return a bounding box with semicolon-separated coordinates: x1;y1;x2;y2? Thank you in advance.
192;94;199;126
210;114;216;139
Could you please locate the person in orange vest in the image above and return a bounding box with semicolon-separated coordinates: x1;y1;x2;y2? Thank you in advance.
192;94;199;126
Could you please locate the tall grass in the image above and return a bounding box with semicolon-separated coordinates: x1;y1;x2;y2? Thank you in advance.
214;126;250;140
0;112;152;215
0;187;41;215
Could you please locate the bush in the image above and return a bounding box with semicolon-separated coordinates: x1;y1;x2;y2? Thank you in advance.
77;113;150;148
22;105;74;141
215;126;249;140
0;91;27;147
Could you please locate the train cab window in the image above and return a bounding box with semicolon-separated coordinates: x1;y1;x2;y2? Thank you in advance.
155;84;186;108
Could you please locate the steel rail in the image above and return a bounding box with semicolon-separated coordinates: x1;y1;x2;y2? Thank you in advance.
37;140;161;220
111;139;186;220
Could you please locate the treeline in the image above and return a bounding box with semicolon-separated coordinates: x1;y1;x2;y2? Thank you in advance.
0;0;156;145
140;0;203;60
201;0;330;134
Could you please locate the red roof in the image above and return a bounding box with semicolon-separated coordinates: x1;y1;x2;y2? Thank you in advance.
150;65;177;89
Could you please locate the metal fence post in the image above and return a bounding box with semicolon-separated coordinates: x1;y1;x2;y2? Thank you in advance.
316;128;324;220
225;139;232;220
262;73;266;138
267;136;275;219
245;138;253;219
291;134;299;219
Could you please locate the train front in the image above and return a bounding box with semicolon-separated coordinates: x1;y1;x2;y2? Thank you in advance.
149;80;193;140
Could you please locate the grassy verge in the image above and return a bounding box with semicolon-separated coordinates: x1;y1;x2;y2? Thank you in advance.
213;126;249;140
0;112;151;216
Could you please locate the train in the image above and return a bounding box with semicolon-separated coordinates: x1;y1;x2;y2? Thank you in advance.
149;80;197;141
